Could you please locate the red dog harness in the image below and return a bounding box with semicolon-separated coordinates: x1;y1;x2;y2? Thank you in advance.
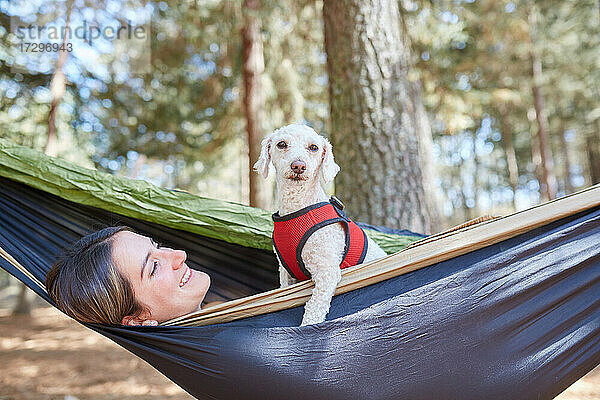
272;197;368;281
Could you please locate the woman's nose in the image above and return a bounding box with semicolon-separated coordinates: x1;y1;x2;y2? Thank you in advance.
169;249;187;270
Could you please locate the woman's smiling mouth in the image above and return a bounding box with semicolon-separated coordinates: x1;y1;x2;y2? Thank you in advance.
179;266;192;287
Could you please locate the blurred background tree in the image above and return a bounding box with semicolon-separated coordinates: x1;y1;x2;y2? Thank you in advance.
0;0;598;229
324;0;435;233
402;0;599;225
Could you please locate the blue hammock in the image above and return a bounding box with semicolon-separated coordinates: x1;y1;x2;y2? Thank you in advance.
1;159;599;399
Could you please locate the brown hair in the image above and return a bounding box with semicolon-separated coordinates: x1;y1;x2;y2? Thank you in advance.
45;226;146;325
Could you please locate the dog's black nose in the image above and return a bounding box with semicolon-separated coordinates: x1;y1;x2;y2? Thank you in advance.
291;160;306;174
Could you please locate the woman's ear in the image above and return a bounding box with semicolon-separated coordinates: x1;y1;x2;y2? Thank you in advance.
253;134;273;178
320;137;340;184
122;313;158;326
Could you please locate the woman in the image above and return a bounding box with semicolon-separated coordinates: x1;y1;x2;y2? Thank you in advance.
45;226;211;326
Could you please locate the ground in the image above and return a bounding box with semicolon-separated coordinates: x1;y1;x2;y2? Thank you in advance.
0;306;598;400
0;307;192;400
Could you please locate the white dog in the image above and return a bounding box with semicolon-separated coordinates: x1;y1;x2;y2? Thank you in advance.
254;124;387;325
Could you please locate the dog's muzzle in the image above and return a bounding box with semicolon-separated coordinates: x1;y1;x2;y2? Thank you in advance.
290;160;306;175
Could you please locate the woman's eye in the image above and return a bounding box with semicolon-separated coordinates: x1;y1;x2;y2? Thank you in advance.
276;141;287;149
308;144;319;152
150;260;159;277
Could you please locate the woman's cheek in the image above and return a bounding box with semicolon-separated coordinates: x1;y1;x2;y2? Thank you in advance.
197;271;211;294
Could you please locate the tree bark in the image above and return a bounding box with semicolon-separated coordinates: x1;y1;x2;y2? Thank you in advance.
242;0;270;209
323;0;433;233
529;6;557;201
407;70;441;229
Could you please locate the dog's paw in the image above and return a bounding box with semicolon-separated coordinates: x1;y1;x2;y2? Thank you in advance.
300;314;324;326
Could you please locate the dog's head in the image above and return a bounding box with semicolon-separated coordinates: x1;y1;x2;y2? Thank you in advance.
253;124;340;185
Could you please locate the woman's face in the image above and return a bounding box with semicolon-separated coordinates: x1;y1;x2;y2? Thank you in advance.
111;231;210;323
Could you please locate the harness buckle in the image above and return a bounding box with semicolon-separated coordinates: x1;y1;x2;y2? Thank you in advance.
330;196;345;210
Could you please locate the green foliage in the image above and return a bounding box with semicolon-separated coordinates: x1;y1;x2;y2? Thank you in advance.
401;0;599;225
0;0;328;201
0;0;597;227
0;138;419;253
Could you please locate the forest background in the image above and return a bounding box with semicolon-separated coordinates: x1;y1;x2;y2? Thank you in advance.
0;0;599;302
1;0;599;227
0;1;599;398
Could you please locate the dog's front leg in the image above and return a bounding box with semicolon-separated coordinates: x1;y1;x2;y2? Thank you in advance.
300;267;342;326
274;246;296;288
279;265;296;288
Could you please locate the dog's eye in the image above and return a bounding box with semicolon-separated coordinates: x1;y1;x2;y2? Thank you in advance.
308;144;319;152
276;141;287;149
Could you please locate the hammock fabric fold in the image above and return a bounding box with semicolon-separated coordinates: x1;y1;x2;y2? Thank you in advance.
1;139;599;400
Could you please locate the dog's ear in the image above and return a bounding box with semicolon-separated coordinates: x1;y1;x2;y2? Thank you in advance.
253;134;272;178
320;137;340;184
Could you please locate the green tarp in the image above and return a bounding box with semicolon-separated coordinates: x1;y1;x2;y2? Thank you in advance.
0;138;417;253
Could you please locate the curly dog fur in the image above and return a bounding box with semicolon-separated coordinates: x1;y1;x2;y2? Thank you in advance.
254;124;387;325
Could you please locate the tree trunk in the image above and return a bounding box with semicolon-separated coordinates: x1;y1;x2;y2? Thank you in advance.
529;6;557;201
557;120;573;194
323;0;433;233
46;1;72;158
500;112;519;210
530;66;557;201
398;10;441;228
13;1;73;317
12;283;33;315
588;120;600;185
472;129;480;218
242;0;270;209
407;72;441;228
46;65;65;156
529;119;544;197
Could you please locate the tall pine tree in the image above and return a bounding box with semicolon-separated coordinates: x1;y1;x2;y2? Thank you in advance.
323;0;433;233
